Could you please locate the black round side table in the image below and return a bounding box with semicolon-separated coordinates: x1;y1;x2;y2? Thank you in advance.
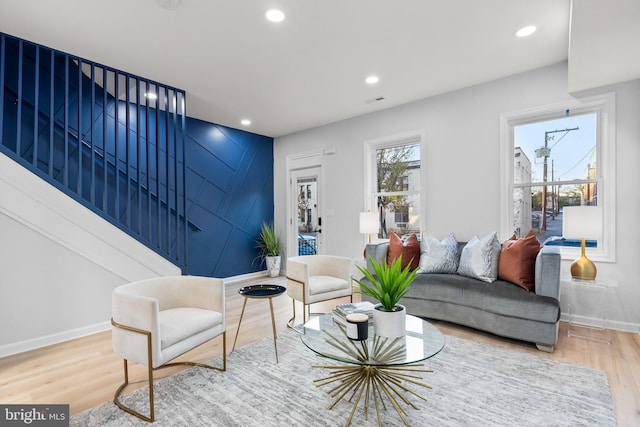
231;284;286;363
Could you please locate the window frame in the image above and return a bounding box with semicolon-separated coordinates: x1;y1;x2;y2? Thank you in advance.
364;130;425;240
499;93;616;262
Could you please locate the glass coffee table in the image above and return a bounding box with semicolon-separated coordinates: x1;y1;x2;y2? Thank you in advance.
300;313;445;427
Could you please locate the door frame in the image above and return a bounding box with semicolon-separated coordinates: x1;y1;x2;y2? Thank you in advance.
286;150;324;259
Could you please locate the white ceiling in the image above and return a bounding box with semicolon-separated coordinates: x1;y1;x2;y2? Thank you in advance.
0;1;636;138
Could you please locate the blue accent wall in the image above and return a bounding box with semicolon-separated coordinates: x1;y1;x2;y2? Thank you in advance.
185;118;273;277
0;32;274;277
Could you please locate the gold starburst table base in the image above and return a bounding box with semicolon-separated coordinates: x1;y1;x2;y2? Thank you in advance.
300;315;444;427
312;360;433;427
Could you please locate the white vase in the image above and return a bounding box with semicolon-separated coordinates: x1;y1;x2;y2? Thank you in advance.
266;256;281;277
372;304;406;338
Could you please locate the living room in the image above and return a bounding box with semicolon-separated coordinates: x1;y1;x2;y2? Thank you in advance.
1;1;639;426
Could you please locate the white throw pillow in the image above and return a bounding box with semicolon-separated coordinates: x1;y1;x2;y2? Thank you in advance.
418;233;459;274
457;231;501;283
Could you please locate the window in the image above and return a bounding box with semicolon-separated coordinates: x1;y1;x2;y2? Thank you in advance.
365;131;424;239
395;206;409;223
500;94;615;261
297;179;317;229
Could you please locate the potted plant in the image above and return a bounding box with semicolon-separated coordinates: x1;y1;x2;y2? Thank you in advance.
255;221;282;277
354;255;417;338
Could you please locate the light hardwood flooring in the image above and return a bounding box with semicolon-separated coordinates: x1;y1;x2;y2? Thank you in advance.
1;275;639;426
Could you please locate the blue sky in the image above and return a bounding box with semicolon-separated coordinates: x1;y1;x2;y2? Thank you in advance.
515;112;596;183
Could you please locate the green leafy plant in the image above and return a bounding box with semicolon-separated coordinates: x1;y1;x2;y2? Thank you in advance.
354;256;417;311
255;221;282;264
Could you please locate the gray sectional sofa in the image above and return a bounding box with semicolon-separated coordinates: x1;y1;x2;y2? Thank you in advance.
360;241;562;351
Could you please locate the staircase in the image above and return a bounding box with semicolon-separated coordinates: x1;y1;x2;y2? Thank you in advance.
1;33;187;269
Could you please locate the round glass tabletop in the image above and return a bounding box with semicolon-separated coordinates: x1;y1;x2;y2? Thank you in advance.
299;313;445;366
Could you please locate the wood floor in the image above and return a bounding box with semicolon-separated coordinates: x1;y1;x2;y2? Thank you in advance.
1;275;638;426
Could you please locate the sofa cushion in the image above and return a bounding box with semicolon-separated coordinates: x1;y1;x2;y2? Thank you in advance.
498;231;541;291
404;274;560;324
388;233;420;270
418;233;459;274
457;232;501;283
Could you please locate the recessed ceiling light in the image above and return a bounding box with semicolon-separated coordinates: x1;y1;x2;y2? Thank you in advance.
365;75;379;85
266;9;285;23
241;119;251;126
515;25;537;38
145;92;158;100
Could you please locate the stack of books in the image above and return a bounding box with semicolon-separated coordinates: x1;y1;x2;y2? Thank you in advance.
332;301;375;327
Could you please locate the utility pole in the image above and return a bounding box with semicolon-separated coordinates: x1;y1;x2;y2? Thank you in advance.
551;159;555;215
539;127;579;231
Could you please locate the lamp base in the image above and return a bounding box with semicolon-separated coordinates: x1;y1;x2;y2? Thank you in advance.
571;238;597;280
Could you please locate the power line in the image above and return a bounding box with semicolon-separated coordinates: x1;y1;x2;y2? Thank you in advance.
548;128;574;149
558;145;596;179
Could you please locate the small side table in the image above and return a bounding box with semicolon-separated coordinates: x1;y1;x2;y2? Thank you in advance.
564;278;615;344
232;284;286;363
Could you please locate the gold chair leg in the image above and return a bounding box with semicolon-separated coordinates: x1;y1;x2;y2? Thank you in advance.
112;319;226;422
287;299;310;328
303;302;307;324
287;299;297;328
114;359;155;422
113;318;156;422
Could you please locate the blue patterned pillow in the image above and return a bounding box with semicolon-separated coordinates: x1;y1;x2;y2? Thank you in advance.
457;231;501;282
418;233;459;274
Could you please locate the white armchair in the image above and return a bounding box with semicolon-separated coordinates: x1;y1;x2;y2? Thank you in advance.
286;255;353;325
111;275;226;422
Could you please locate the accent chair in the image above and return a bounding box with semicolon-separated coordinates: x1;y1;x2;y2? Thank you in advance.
286;255;353;326
111;275;226;422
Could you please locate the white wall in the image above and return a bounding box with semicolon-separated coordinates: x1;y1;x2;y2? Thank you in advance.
274;62;640;332
0;153;181;357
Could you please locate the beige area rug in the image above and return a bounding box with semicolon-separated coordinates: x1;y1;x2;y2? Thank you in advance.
71;327;616;426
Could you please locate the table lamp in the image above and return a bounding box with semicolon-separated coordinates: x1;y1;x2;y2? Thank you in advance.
359;212;378;243
562;206;602;280
360;212;378;259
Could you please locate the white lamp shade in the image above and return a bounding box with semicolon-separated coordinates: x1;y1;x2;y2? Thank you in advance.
563;206;602;241
359;212;378;234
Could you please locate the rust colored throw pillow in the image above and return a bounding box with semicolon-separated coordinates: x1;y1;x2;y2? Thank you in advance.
388;233;420;271
498;231;541;291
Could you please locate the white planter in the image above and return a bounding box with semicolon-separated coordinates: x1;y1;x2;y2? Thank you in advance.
266;256;281;277
372;304;406;338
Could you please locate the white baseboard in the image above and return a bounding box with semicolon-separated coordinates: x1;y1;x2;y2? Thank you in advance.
224;270;272;285
560;313;639;334
604;318;639;333
0;321;111;358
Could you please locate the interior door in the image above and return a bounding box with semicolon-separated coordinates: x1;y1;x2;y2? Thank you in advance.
290;167;323;257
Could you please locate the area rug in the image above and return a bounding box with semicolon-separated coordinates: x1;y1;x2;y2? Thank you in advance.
71;328;616;426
